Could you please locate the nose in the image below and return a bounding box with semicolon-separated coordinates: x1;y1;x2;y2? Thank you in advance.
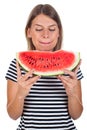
42;29;49;38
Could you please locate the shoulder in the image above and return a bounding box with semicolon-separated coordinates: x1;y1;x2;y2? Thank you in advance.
5;58;27;82
5;58;17;82
10;58;17;67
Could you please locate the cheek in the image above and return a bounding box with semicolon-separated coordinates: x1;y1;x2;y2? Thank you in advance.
52;30;59;38
55;29;60;38
31;34;38;42
56;31;60;38
52;33;59;41
31;33;39;45
31;31;39;38
27;29;38;39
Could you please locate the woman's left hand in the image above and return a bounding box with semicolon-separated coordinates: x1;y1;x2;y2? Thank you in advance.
57;60;81;96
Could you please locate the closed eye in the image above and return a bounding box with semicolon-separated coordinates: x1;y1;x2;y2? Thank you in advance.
49;28;55;31
35;29;43;31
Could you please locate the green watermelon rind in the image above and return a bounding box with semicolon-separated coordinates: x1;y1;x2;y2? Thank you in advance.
16;51;80;76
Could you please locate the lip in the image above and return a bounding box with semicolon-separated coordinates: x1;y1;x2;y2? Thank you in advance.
39;41;51;44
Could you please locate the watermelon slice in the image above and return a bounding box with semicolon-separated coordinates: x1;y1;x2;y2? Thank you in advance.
16;50;80;76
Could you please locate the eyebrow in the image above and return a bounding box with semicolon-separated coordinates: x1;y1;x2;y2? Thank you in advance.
34;24;57;27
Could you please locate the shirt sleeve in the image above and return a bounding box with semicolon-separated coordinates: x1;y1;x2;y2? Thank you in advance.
5;58;17;82
76;68;84;80
5;58;27;82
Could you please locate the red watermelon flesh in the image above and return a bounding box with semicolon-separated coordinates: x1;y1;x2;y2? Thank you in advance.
16;50;80;76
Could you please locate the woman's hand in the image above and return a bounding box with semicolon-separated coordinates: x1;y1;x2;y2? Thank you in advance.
6;61;40;120
16;61;40;99
57;60;83;119
57;60;81;96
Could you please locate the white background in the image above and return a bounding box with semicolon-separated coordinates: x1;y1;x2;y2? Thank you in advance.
0;0;87;129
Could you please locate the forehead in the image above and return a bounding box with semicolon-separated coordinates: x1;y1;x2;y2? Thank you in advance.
31;14;57;26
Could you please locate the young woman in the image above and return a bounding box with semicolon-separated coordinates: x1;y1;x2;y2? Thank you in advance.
5;4;83;130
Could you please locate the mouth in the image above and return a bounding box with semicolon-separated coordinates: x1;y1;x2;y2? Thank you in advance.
39;41;51;44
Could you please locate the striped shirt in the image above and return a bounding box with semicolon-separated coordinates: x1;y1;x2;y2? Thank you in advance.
5;58;83;130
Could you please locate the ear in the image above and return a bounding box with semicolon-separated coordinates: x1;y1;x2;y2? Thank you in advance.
27;28;32;38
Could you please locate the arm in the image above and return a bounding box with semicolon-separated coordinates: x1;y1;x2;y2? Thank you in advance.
7;62;40;120
58;73;83;120
68;80;83;119
7;79;24;120
58;61;83;120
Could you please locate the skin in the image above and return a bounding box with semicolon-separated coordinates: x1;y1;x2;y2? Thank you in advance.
7;14;83;120
27;14;59;51
58;60;83;119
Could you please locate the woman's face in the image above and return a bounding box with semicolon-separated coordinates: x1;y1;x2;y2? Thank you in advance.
27;14;59;51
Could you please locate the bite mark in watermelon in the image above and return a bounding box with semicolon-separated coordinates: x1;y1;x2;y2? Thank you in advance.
16;50;80;76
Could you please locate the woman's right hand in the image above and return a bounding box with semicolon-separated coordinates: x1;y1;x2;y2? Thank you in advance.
16;61;40;99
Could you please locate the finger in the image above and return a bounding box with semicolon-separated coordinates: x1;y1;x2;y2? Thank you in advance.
63;59;82;78
22;69;34;81
23;75;41;87
16;61;21;79
28;75;41;85
58;75;70;83
63;69;76;79
58;75;69;89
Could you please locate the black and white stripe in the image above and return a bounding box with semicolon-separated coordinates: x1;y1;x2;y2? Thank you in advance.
5;58;83;130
